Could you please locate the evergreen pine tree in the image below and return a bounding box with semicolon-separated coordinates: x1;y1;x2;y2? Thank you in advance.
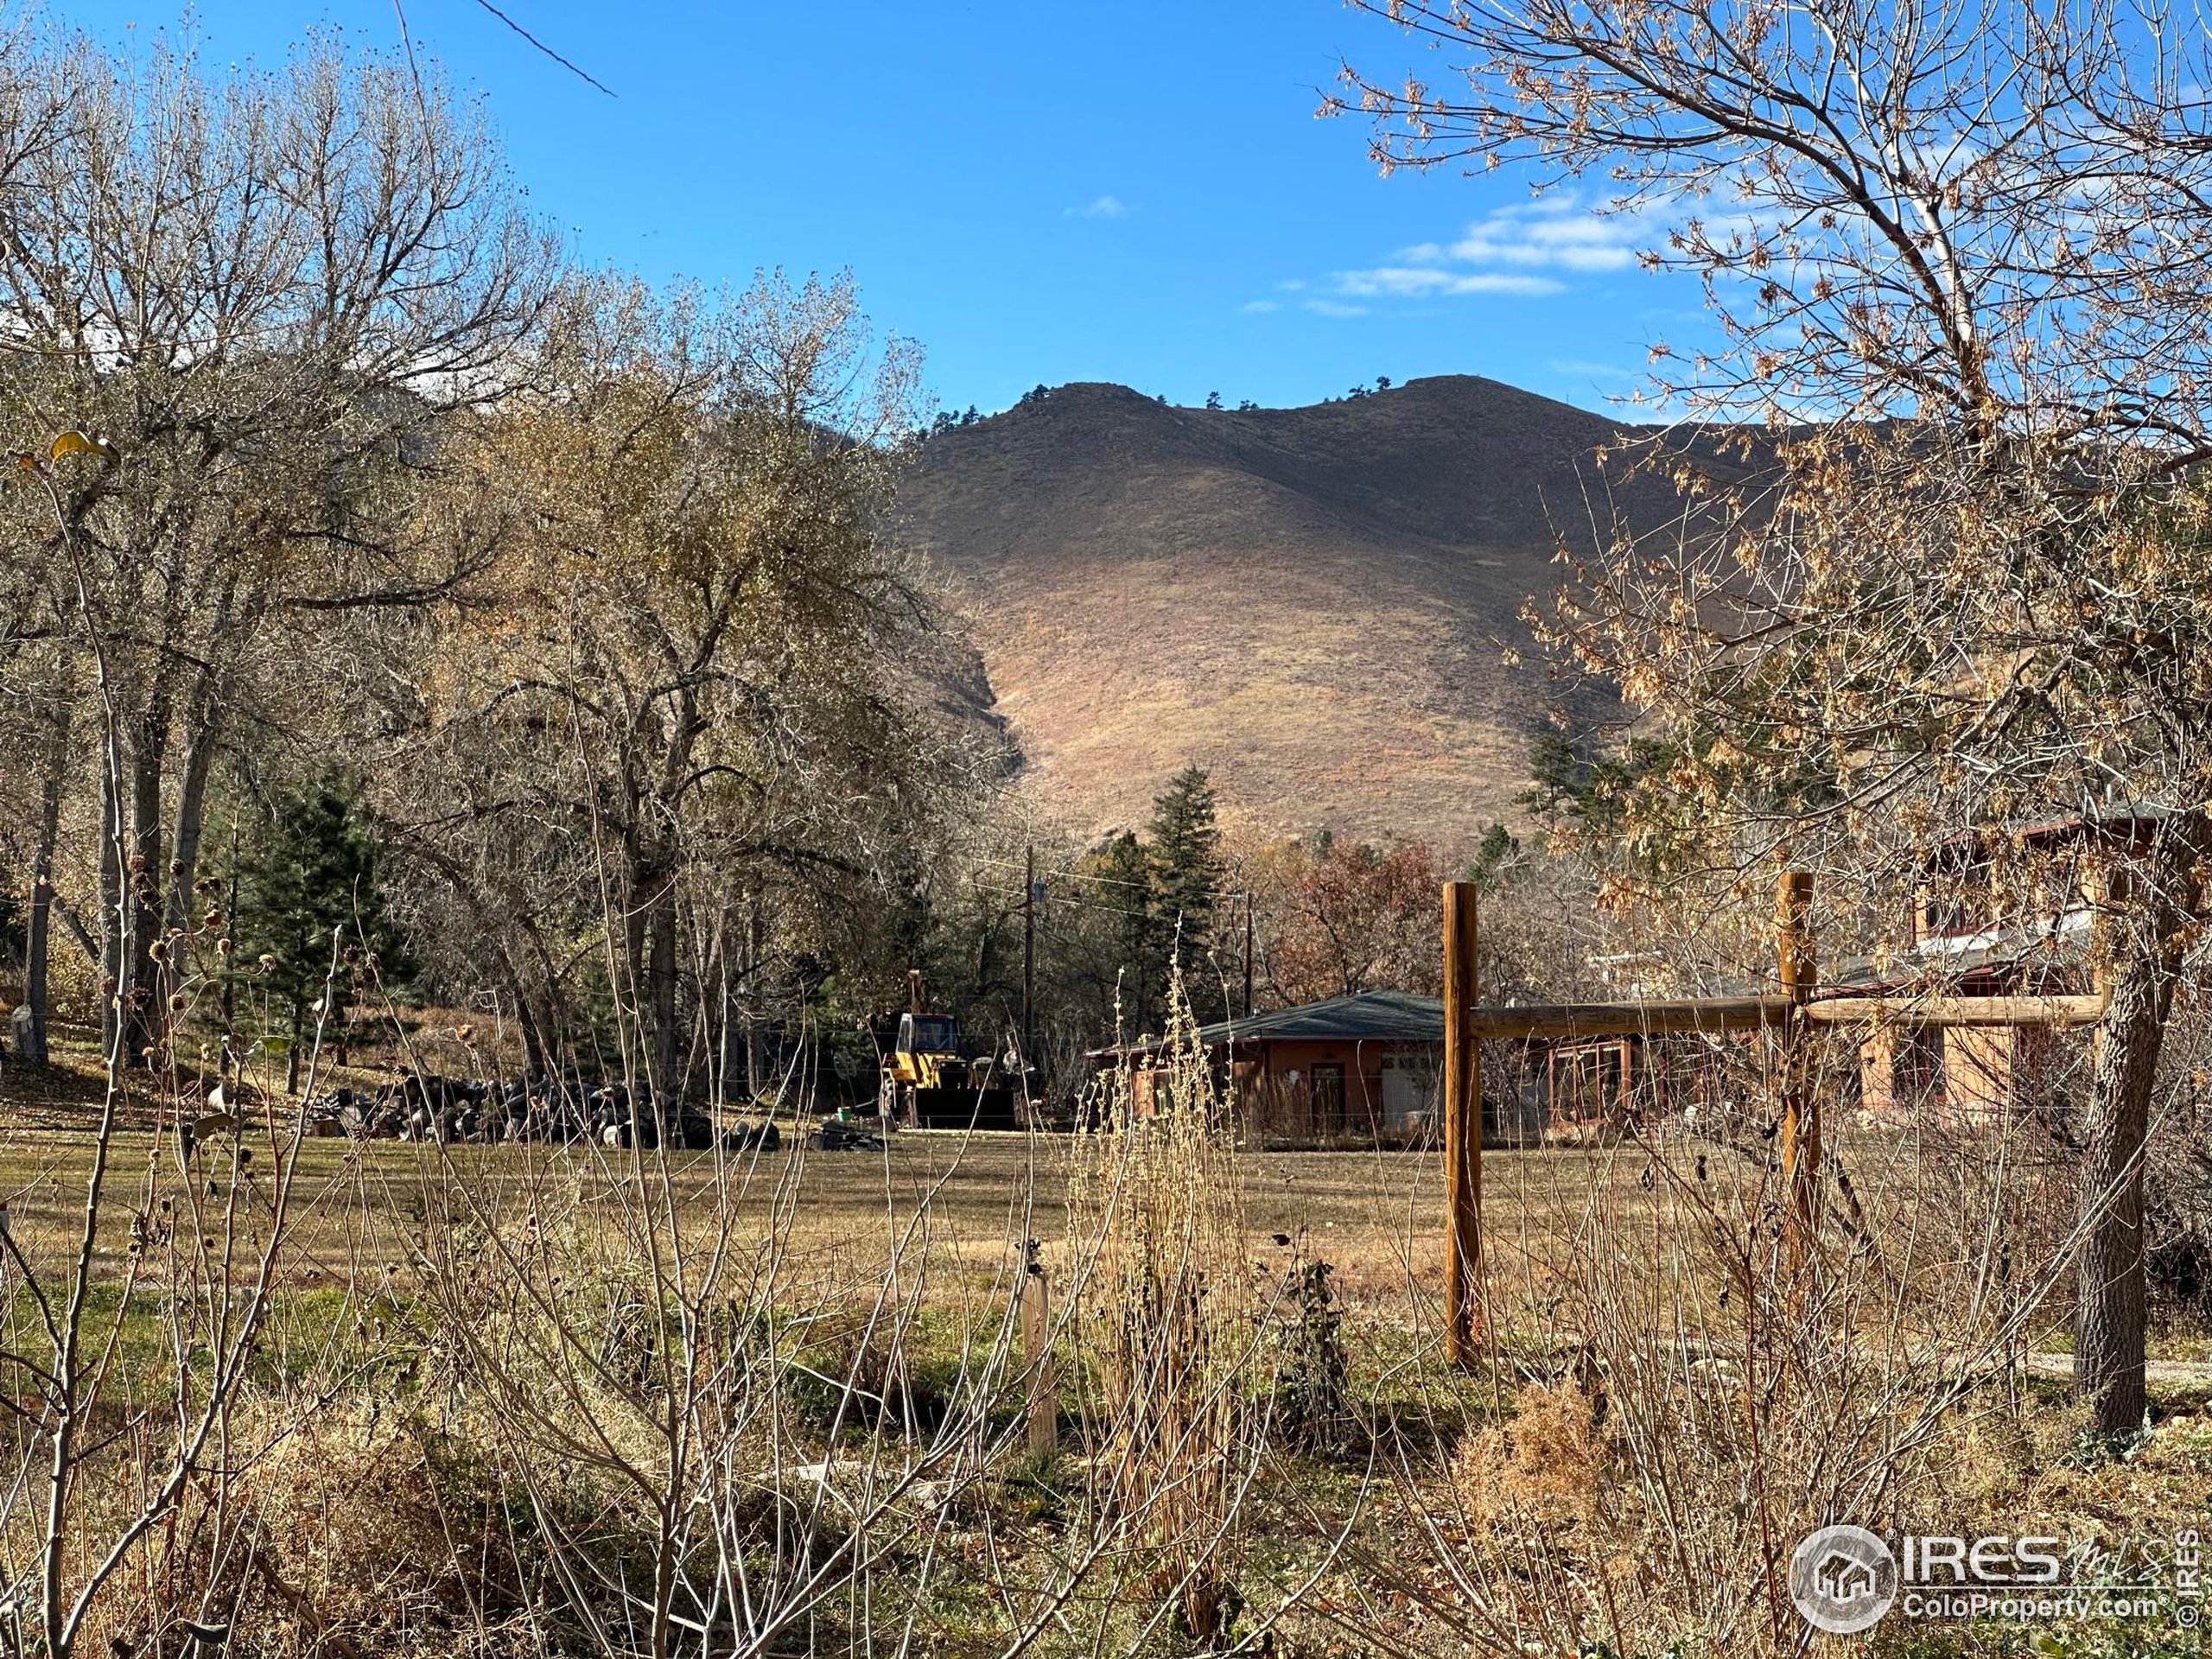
1093;830;1160;1033
1466;823;1521;890
236;776;404;1090
1147;765;1224;1000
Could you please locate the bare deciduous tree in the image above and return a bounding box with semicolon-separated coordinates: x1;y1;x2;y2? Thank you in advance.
0;25;556;1068
397;271;954;1111
1345;0;2212;1433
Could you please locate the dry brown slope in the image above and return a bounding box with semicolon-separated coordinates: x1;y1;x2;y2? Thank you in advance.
897;375;1671;850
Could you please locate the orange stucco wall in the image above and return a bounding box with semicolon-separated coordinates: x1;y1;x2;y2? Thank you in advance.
1234;1038;1439;1139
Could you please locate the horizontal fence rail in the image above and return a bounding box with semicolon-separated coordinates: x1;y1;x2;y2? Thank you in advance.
1439;870;2109;1371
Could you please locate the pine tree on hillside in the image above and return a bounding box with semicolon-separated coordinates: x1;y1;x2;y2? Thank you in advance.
1092;830;1160;1034
1147;765;1224;981
236;777;405;1092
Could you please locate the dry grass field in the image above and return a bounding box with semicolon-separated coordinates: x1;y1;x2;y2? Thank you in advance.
9;1074;2211;1366
0;1118;1447;1315
8;1039;2212;1657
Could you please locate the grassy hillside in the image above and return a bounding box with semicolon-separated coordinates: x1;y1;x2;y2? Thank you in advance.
896;375;1695;850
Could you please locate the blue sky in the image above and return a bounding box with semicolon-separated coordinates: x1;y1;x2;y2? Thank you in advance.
68;0;1709;416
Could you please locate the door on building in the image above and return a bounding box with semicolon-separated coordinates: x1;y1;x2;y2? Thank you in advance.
1310;1063;1345;1135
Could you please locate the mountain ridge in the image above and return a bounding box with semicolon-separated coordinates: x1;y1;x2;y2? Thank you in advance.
897;374;1689;850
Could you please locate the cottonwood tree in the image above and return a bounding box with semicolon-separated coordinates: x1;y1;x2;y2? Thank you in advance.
406;272;950;1108
1346;0;2212;1432
0;26;556;1070
3;415;363;1659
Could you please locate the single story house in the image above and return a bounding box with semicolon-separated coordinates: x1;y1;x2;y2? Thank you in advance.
1102;989;1548;1145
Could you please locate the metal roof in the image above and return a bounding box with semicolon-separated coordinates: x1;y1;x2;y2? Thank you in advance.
1192;990;1445;1046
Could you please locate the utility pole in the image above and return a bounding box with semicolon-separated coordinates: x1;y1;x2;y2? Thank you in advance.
1242;893;1255;1020
1443;880;1482;1370
1021;843;1037;1056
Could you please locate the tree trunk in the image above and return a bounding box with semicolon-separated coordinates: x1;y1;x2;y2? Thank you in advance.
124;721;168;1067
621;845;650;1052
220;805;241;1038
744;895;763;1103
163;701;222;940
2075;817;2209;1437
98;754;124;1059
697;921;728;1103
490;948;543;1084
22;706;69;1063
517;993;549;1082
645;873;680;1116
2076;957;2161;1434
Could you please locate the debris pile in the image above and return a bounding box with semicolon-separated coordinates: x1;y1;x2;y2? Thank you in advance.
302;1071;784;1153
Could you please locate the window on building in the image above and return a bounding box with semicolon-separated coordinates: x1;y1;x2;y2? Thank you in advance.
1379;1057;1434;1128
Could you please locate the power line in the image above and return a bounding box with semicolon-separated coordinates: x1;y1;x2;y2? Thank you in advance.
467;0;618;95
967;852;1260;908
966;853;1150;892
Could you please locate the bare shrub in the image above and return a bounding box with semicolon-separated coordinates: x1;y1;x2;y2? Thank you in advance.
1065;982;1271;1649
1338;1037;2104;1658
0;950;368;1659
1452;1382;1611;1528
216;1402;523;1657
406;1123;1037;1658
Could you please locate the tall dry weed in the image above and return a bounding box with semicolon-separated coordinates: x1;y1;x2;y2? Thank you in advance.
1345;1035;2109;1658
1065;978;1269;1648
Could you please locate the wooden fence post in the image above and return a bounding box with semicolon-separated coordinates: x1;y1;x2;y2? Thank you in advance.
1020;1239;1057;1459
1444;880;1482;1370
1776;870;1818;1268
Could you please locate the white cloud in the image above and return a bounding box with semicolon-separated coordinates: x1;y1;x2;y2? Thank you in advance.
1300;192;1673;313
1241;299;1281;314
1254;192;1690;321
1067;194;1128;219
1444;196;1651;271
1333;266;1563;298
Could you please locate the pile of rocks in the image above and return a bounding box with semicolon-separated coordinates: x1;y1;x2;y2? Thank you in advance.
305;1071;782;1153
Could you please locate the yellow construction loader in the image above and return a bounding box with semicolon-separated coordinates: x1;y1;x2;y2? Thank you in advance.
878;972;1017;1128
